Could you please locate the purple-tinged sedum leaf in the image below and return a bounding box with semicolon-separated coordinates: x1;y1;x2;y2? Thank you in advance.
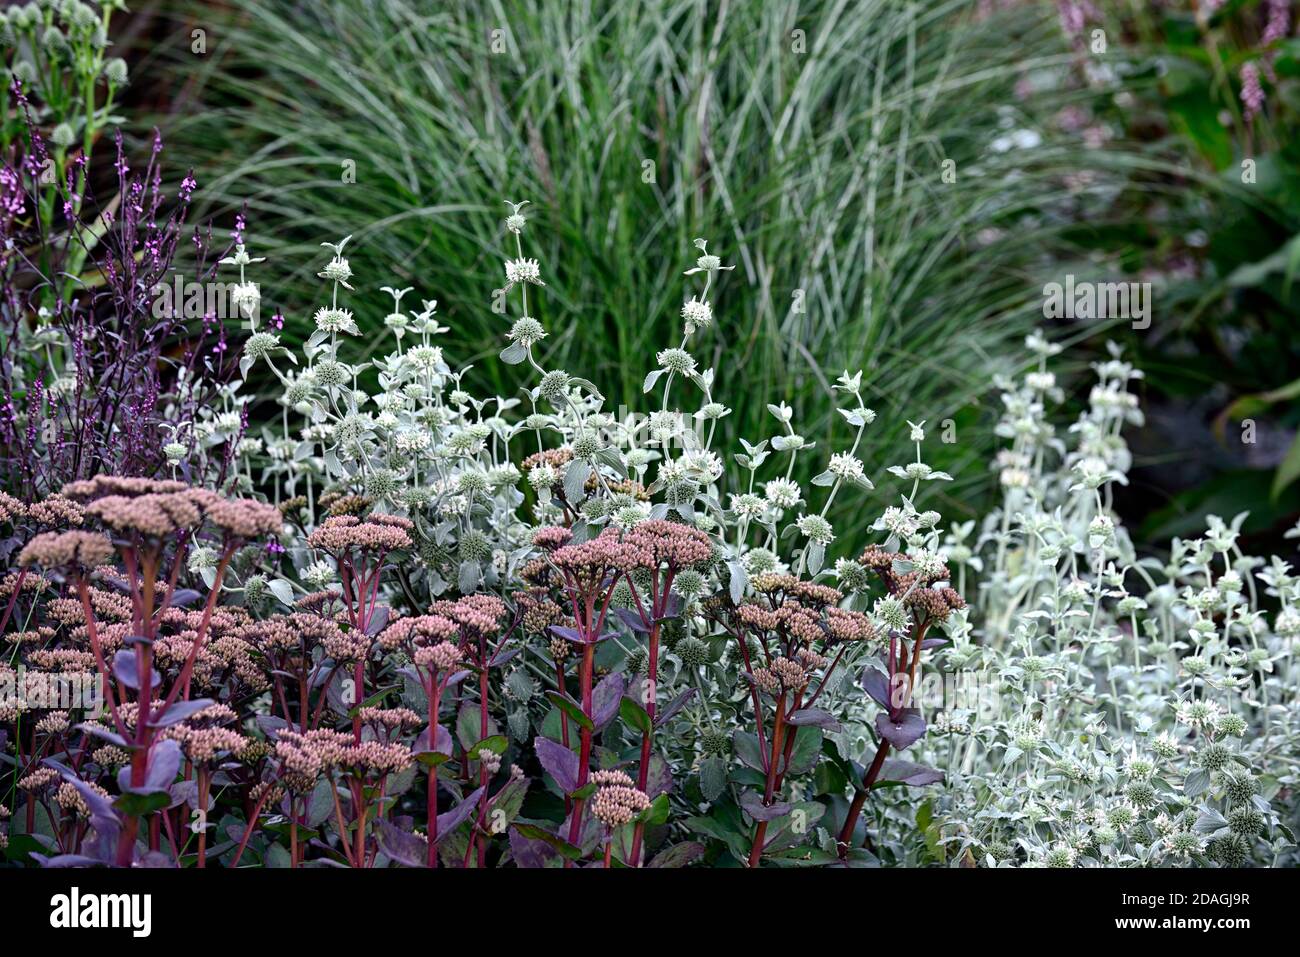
376;818;428;867
591;673;625;729
534;735;580;793
740;790;793;822
148;698;216;728
876;709;926;751
112;649;160;690
648;841;705;868
786;707;842;731
653;687;697;728
436;786;485;838
877;758;944;787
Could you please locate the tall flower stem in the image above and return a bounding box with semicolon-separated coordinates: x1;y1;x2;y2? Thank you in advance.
426;676;443;868
836;738;891;860
837;621;927;860
566;639;597;851
748;694;788;868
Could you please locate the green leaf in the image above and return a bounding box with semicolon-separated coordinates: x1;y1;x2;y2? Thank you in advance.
782;728;823;775
468;735;509;759
700;754;729;802
267;578;296;606
513;823;583;861
457;702;500;751
545;690;594;731
486;776;530;835
1272;433;1300;500
113;791;171;817
563;459;590;502
647;841;705;868
619;697;652;735
640;793;671;826
1184;769;1211;799
683;814;749;863
733;731;765;773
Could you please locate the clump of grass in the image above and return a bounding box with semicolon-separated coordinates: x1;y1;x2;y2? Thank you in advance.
153;0;1145;549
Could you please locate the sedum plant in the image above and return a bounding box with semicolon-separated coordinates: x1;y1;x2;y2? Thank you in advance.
1;199;1296;869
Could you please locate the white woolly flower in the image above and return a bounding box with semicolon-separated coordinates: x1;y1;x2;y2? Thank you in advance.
529;464;558;490
887;462;953;482
873;595;911;634
395;429;431;453
187;546;218;573
796;514;834;546
504;258;544;289
314;307;359;335
611;502;652;531
876;506;919;540
657;348;697;375
828;452;864;480
406;345;444;371
303;560;336;589
729;493;766;520
681;297;712;333
683;449;724;482
764;478;801;509
230;281;261;318
319;257;353;285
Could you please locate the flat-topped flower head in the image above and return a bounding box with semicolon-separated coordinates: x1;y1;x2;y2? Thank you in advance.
590;772;651;829
753;655;810;695
339;740;412;776
0;492;26;524
532;525;573;551
58;478;280;542
377;614;459;653
86;491;203;537
749;573;842;608
242;612;350;659
413;640;463;672
198;491;283;539
18;531;113;569
359;706;422;733
163;722;248;765
431;594;509;637
825;606;878;643
623;519;713;569
274;728;354;790
547;529;654;592
61;476;191;502
307;514;412;553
